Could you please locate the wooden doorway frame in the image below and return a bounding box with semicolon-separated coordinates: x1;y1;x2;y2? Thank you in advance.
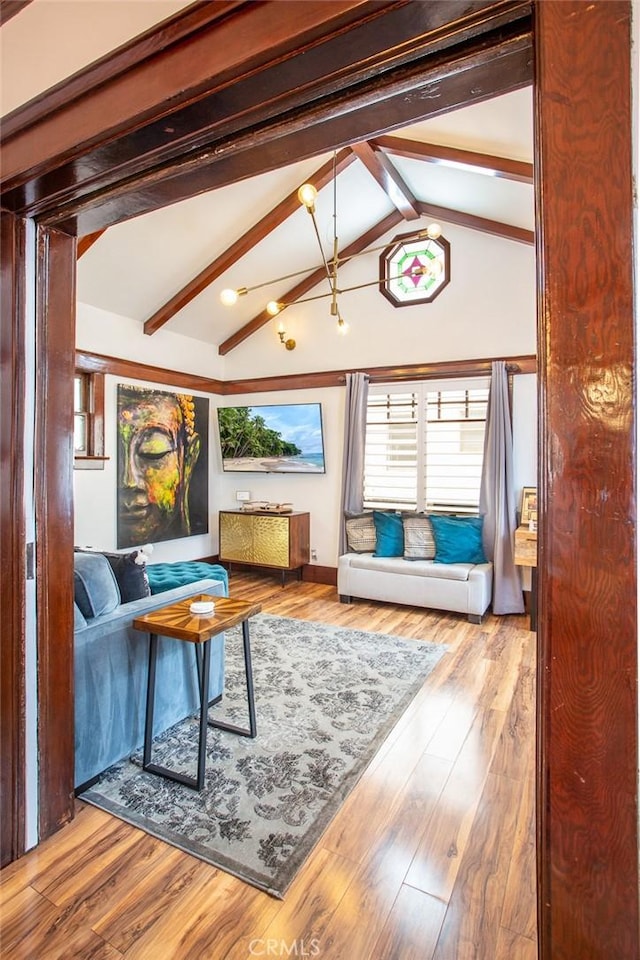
1;2;637;956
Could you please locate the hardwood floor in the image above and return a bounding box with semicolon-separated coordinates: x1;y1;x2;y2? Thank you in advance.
0;572;537;959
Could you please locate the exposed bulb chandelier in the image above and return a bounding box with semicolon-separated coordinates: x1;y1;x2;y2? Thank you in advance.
220;154;445;349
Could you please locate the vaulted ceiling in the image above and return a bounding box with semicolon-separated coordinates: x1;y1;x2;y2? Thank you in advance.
76;87;534;356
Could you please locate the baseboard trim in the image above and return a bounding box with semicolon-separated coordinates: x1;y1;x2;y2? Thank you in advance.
302;564;337;586
196;556;336;587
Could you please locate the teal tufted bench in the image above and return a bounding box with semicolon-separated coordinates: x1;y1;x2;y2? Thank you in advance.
147;561;229;597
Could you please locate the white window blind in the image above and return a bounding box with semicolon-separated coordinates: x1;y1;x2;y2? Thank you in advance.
363;379;489;513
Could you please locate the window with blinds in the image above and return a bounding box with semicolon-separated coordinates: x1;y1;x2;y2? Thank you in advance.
363;380;489;513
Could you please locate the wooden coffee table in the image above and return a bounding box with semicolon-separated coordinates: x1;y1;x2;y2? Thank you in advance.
133;594;261;791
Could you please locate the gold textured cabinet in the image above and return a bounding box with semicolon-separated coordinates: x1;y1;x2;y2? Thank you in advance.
219;511;310;581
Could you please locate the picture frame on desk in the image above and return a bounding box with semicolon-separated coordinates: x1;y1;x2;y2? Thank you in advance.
520;487;537;527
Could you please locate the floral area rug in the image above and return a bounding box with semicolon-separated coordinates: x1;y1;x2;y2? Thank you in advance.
80;613;446;898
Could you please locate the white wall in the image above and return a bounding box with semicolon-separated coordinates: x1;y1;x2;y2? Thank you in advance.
222;221;536;381
513;374;538;497
76;302;225;380
75;302;225;562
215;388;346;566
74;294;538;568
74;373;221;564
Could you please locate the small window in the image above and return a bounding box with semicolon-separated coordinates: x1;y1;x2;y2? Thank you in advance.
74;370;105;467
379;229;451;307
74;374;90;454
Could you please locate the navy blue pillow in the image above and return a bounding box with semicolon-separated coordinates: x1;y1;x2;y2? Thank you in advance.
428;515;487;564
372;511;404;557
75;549;150;603
102;551;151;603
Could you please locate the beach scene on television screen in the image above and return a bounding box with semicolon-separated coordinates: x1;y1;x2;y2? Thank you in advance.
218;403;325;473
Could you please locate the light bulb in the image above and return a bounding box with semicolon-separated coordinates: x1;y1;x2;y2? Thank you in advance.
297;183;318;210
267;300;283;316
337;317;349;336
220;288;239;306
428;259;443;277
427;222;441;239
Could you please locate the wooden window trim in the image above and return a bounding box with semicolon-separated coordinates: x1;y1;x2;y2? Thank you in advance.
73;369;107;468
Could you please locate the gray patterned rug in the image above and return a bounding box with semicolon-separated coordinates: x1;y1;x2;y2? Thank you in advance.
80;613;445;898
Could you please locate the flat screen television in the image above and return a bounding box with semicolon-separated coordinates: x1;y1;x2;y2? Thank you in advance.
217;402;326;473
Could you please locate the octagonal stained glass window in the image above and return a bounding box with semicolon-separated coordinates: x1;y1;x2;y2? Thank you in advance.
379;229;450;307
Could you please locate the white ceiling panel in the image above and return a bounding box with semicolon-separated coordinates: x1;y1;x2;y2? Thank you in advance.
392;155;534;230
393;88;534;161
77;88;534;350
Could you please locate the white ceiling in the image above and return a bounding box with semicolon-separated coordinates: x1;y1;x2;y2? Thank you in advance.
76;87;534;351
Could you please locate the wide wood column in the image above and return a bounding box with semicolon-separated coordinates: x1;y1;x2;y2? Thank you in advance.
0;210;27;867
534;3;638;958
34;225;77;839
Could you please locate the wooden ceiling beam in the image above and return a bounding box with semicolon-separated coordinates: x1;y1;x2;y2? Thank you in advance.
417;201;533;245
218;209;404;355
0;1;33;26
143;148;356;335
76;230;105;258
350;141;421;220
374;135;533;184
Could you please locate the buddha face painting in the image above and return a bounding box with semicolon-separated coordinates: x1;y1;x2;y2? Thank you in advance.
117;385;206;547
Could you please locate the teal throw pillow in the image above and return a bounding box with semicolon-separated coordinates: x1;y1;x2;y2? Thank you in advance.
428;515;487;564
372;510;404;557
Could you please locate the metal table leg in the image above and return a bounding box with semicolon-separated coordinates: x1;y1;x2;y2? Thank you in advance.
143;632;211;790
207;618;257;739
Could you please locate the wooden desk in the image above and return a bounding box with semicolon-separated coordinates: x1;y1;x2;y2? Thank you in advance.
514;526;537;631
133;595;261;790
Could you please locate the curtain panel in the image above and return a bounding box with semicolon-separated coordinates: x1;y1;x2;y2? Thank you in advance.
339;372;370;555
479;361;524;614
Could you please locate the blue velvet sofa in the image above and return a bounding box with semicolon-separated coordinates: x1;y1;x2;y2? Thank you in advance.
73;551;226;789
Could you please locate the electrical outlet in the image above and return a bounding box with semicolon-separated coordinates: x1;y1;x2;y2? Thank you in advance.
311;549;318;561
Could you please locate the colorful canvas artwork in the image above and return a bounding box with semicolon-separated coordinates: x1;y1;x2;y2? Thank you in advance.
117;384;209;548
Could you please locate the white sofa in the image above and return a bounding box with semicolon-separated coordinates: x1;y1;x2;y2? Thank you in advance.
337;552;493;623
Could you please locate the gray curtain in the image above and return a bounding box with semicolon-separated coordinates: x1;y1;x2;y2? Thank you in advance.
479;361;525;614
339;372;370;554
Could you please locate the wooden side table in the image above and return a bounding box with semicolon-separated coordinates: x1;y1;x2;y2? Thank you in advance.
514;525;537;631
133;595;261;791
